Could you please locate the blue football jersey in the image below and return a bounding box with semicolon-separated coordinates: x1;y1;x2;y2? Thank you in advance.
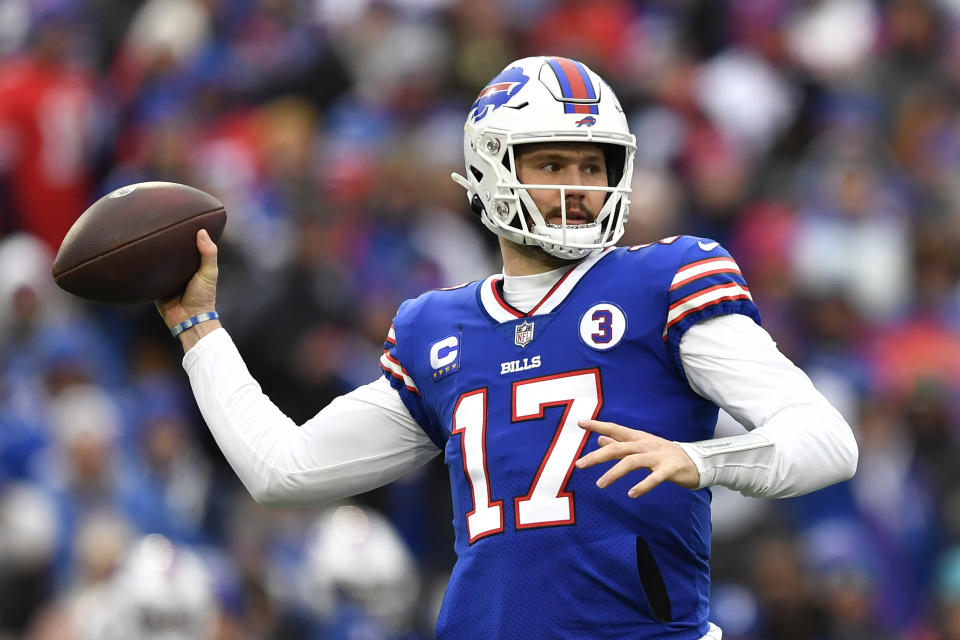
380;236;760;640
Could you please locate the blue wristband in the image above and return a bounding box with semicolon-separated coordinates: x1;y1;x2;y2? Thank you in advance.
171;311;219;338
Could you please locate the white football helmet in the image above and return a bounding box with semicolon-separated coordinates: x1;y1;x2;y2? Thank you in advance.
452;56;636;260
85;534;216;640
300;505;419;632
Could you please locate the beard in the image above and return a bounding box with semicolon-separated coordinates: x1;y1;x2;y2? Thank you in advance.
540;198;598;226
499;199;601;271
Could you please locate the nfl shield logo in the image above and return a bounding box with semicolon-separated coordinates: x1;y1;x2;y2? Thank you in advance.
514;320;535;348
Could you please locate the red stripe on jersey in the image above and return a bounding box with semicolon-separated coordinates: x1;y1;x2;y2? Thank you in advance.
528;266;577;316
663;293;750;342
380;363;418;394
491;279;525;318
670;267;742;291
382;350;408;371
663;293;752;338
381;351;420;395
668;282;751;312
675;256;737;272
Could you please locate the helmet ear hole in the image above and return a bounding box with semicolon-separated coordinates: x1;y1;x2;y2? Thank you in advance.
470;166;484;181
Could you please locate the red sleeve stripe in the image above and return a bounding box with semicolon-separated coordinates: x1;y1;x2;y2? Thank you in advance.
664;283;752;335
670;258;740;290
385;324;397;345
380;351;419;395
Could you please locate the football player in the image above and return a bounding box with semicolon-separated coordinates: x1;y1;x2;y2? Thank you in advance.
79;534;216;640
298;504;421;637
156;56;858;639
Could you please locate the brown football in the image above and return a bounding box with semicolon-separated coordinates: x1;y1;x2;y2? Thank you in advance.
52;182;226;304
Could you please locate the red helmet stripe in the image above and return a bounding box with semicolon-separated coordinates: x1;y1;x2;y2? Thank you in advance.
547;57;598;114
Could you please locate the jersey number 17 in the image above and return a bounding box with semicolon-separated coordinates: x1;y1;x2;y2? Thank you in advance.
451;369;602;543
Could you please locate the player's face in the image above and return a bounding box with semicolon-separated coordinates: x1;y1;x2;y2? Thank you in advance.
515;143;608;226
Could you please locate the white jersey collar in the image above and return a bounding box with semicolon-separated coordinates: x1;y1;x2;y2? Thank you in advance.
479;248;613;323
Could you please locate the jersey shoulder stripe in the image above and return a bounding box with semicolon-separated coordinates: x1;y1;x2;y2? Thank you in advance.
379;284;484;448
659;237;762;371
670;257;741;290
664;282;753;337
381;323;415;392
380;350;419;395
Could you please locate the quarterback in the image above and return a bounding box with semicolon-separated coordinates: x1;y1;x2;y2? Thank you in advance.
157;57;858;639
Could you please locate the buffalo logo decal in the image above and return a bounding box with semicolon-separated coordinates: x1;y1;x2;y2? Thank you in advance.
470;66;530;123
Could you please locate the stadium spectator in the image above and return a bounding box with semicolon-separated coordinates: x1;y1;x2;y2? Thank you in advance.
3;1;960;636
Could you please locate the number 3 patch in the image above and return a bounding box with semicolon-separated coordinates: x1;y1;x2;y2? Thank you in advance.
579;303;626;350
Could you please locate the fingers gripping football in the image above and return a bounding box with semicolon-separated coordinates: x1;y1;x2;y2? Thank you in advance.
155;229;219;330
574;420;701;498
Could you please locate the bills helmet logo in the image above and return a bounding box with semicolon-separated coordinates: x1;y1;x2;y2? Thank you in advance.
470;66;530;123
575;116;597;127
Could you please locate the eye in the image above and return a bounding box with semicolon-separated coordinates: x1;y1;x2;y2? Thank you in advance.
539;162;560;172
584;163;604;175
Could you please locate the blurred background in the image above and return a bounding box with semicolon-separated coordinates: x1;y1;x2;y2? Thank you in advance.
1;0;960;637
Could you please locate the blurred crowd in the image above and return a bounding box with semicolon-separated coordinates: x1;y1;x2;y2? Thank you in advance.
2;0;960;638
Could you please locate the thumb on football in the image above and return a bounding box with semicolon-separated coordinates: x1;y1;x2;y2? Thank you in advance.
192;228;219;294
153;229;220;332
198;228;218;264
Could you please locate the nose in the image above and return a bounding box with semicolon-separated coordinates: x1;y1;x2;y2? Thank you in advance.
559;167;589;200
560;165;585;185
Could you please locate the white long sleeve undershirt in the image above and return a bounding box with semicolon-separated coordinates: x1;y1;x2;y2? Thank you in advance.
675;314;858;497
183;270;857;506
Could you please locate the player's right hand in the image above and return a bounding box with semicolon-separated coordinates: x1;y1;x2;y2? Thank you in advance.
574;419;701;498
155;229;220;342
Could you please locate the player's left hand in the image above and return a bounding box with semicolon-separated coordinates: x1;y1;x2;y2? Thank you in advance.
574;420;700;498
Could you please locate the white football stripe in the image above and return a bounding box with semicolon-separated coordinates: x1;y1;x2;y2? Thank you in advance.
387;325;396;342
671;258;740;288
380;352;419;392
665;283;752;332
